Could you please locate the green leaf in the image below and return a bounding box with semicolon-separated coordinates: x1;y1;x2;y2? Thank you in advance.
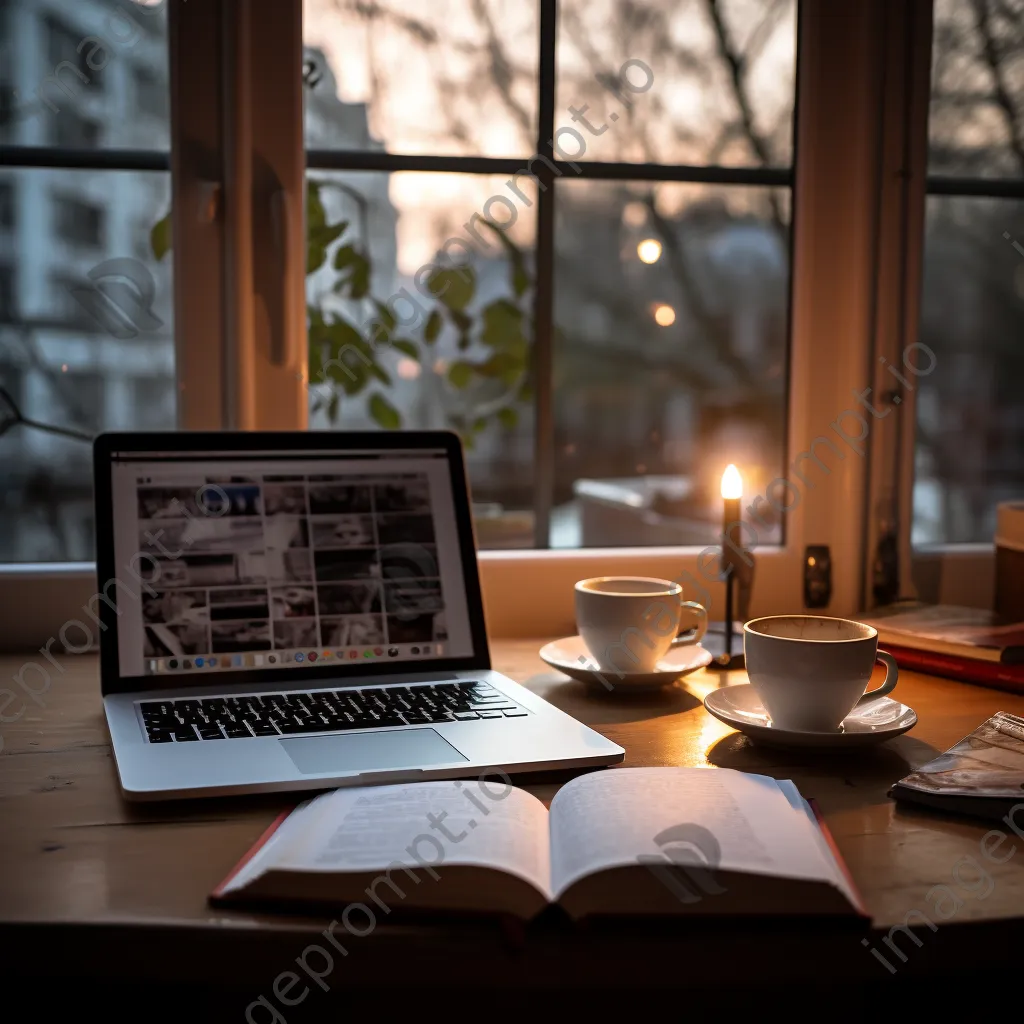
471;417;487;433
392;339;419;359
309;317;378;396
498;407;518;429
476;351;523;386
307;222;347;275
447;361;474;389
448;308;472;332
307;179;327;233
427;264;475;311
373;300;396;333
423;309;442;344
512;262;530;297
150;212;172;261
368;392;401;430
332;245;371;299
480;299;525;350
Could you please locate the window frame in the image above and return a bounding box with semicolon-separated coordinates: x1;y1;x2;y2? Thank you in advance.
0;0;946;650
862;0;1024;609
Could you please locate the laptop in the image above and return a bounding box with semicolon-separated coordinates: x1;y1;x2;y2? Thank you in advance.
93;430;624;801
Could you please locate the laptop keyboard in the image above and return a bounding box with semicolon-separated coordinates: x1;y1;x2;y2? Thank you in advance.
139;681;527;743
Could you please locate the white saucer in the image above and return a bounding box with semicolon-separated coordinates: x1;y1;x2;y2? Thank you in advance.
539;635;713;691
703;684;917;748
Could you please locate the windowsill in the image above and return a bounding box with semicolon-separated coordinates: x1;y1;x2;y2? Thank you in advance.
0;546;794;650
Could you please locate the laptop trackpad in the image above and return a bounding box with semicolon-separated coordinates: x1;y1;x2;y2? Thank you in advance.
279;729;468;775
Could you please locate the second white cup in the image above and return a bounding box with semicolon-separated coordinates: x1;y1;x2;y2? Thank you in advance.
574;576;708;673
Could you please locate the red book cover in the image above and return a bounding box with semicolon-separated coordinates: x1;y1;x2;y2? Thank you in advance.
210;808;292;903
883;642;1024;694
808;798;870;919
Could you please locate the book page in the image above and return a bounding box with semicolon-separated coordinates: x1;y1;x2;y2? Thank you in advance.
549;767;843;898
266;781;553;898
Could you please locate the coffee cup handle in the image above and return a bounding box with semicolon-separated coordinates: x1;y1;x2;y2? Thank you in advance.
671;602;709;646
856;650;899;705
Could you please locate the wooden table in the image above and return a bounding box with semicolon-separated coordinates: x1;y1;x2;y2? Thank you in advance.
2;642;1023;1016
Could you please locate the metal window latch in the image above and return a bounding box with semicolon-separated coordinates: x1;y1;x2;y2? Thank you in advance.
804;545;832;609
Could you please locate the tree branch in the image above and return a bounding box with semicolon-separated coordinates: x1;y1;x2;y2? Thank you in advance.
970;0;1024;174
705;0;786;231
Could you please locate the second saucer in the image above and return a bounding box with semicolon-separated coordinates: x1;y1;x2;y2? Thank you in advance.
703;683;917;748
540;635;712;691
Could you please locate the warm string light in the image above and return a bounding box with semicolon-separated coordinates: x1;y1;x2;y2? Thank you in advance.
637;238;662;263
653;304;676;327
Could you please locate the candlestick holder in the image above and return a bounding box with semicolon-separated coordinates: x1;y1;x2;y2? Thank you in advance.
705;544;755;670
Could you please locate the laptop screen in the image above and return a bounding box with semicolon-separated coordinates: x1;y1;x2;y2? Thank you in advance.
107;446;476;680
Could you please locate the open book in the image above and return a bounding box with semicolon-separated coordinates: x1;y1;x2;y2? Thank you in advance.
213;768;866;920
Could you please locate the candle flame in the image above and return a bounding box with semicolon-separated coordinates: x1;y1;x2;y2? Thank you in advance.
721;464;742;499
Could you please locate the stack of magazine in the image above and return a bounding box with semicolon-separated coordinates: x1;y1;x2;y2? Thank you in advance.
863;603;1024;691
890;712;1024;821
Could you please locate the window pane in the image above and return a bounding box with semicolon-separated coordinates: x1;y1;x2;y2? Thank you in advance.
556;0;796;167
302;0;538;157
304;171;537;549
0;0;169;150
0;168;174;563
929;0;1024;178
912;196;1024;545
553;179;790;548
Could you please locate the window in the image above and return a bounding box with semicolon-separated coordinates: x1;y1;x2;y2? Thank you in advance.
4;1;980;643
914;0;1024;546
302;0;798;549
52;193;105;248
0;0;173;571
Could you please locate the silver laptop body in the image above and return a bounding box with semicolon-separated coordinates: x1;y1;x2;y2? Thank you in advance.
94;430;624;801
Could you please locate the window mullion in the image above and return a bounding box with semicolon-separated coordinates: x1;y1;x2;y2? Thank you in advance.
169;0;227;429
861;0;933;609
531;0;558;548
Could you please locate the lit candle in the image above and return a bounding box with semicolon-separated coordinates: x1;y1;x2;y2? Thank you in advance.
721;464;742;557
720;465;743;662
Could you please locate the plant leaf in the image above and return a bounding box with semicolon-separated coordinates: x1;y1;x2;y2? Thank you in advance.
307;222;347;275
309;318;377;396
447;361;474;389
150;212;172;261
512;262;530;297
498;407;518;429
333;245;371;298
423;309;442;344
307;179;327;233
392;339;419;359
476;351;522;386
427;264;475;311
373;300;396;333
480;299;525;350
368;392;401;430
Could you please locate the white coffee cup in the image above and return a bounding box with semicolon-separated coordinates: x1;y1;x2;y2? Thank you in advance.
743;615;899;732
574;576;708;673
